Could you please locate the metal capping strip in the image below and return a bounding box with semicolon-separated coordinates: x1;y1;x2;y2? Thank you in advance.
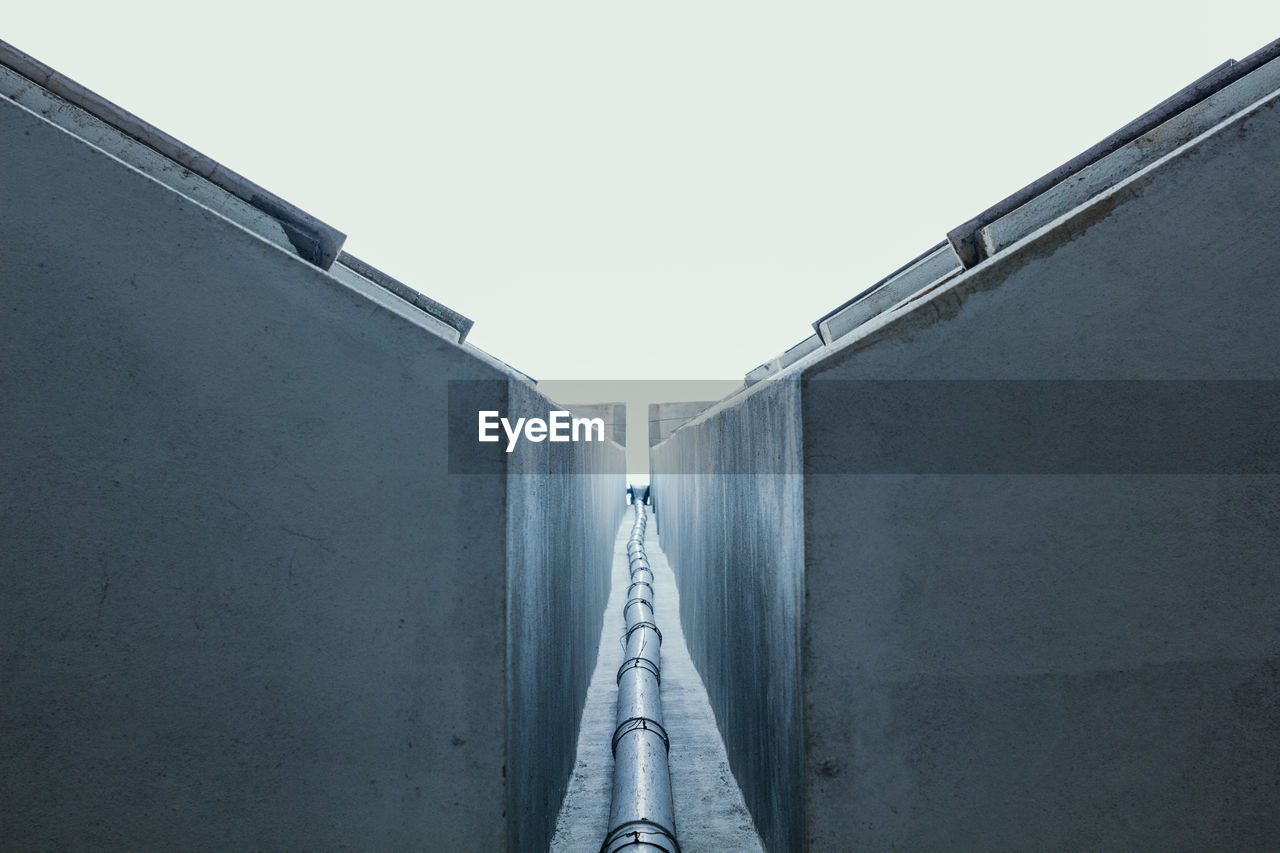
811;241;948;335
947;37;1280;268
335;252;474;343
744;332;824;385
744;362;775;385
779;334;823;367
0;38;346;269
796;39;1280;358
978;53;1280;261
810;242;962;347
808;236;962;343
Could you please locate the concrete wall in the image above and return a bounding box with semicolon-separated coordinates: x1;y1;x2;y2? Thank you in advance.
798;85;1280;852
651;80;1280;850
648;401;717;447
649;381;804;853
0;89;623;850
565;401;627;446
507;383;626;852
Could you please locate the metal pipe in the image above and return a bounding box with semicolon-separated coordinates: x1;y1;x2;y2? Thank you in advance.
601;499;679;853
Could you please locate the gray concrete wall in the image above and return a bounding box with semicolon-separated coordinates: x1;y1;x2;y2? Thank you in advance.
648;401;717;447
0;91;623;850
649;381;804;853
797;86;1280;852
565;401;627;446
651;82;1280;850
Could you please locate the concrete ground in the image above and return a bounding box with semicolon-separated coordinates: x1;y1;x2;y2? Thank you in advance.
551;513;763;853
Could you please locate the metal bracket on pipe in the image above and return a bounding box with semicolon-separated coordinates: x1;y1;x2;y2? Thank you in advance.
601;820;682;853
611;716;671;756
617;656;661;684
624;621;663;644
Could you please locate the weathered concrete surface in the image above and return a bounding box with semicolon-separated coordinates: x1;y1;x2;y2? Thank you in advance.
507;382;625;852
563;401;627;446
648;401;716;447
745;334;823;385
649;379;804;853
0;63;305;265
0;89;622;850
978;54;1280;259
796;86;1280;852
551;518;763;852
651;76;1280;850
946;37;1280;268
0;38;344;268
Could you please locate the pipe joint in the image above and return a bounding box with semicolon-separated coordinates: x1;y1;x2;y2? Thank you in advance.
616;655;661;685
624;621;663;644
601;820;681;853
611;715;670;756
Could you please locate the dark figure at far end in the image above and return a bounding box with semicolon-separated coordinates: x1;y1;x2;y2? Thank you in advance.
626;484;651;506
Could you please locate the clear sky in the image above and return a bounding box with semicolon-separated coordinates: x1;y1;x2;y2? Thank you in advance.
6;3;1279;390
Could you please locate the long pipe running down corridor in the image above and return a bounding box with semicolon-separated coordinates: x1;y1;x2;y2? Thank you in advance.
600;501;679;853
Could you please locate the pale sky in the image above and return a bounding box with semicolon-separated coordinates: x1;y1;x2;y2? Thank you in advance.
6;4;1279;388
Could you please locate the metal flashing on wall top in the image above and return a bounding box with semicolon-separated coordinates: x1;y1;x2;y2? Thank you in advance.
0;37;346;269
947;37;1280;268
776;333;823;370
975;52;1280;261
745;334;823;384
335;252;474;343
811;242;962;346
797;36;1280;362
745;362;775;385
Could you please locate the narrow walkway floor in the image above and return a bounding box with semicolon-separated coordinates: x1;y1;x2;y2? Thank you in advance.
551;514;763;852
